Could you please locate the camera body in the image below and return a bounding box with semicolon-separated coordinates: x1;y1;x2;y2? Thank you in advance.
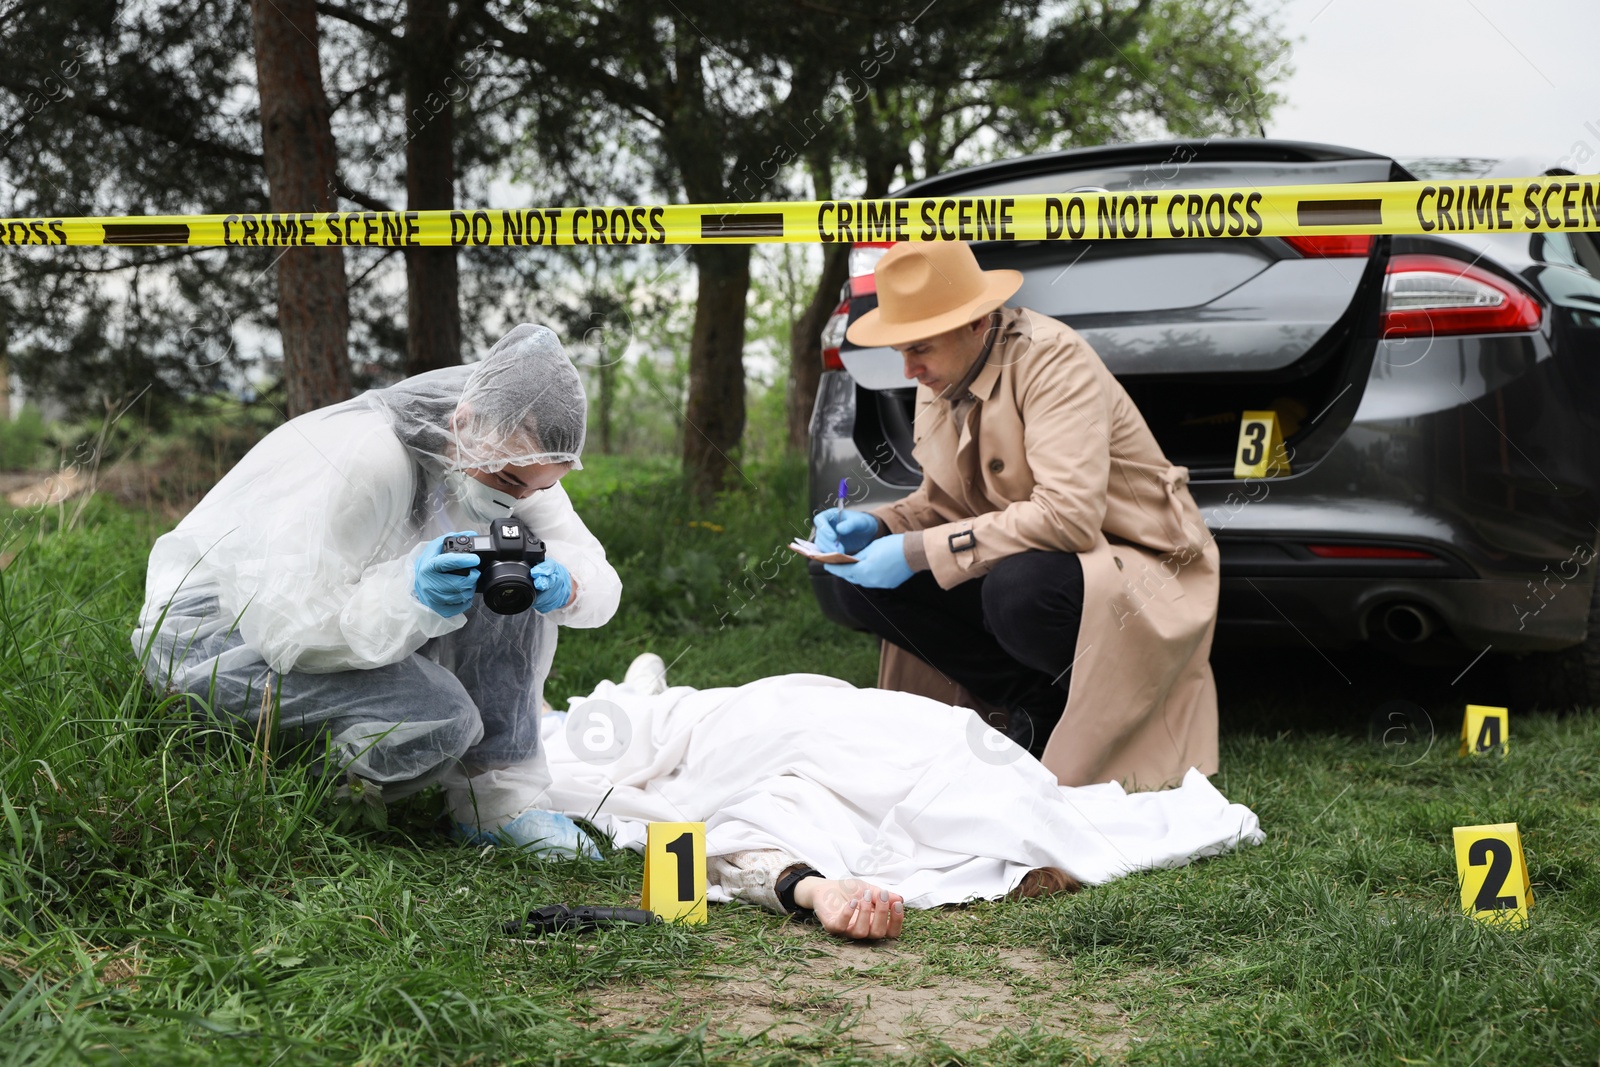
443;519;547;615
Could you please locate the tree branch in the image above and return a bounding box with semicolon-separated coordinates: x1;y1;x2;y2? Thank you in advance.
315;1;404;49
332;180;395;213
9;246;213;275
67;96;264;167
476;10;666;124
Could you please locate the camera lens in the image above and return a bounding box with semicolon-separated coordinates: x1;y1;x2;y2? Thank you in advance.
482;560;535;615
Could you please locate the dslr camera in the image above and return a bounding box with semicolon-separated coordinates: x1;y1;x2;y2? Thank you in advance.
443;520;547;615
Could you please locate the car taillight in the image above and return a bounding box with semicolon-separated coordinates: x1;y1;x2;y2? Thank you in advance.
1382;254;1543;338
1306;544;1437;560
848;242;893;296
1282;234;1374;258
849;242;892;276
820;299;849;371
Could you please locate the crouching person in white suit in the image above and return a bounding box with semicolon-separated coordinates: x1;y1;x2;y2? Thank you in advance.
132;324;621;857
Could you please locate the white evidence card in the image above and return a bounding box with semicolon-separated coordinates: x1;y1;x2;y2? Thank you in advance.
788;538;859;564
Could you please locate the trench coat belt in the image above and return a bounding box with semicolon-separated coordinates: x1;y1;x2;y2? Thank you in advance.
1158;464;1208;558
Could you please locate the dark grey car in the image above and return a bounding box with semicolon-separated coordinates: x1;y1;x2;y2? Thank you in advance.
806;139;1600;706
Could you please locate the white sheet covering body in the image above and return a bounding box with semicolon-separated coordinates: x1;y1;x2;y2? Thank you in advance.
483;674;1262;908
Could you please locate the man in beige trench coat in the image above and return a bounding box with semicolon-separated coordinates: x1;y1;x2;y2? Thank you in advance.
813;241;1219;790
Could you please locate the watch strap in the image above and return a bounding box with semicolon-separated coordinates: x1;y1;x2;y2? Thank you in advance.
775;864;822;921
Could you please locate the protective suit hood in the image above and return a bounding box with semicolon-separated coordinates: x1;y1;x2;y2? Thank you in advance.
367;323;587;474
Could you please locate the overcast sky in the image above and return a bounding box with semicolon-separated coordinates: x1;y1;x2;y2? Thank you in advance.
1265;0;1600;172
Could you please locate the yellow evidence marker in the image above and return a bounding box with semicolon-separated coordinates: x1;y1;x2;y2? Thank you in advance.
1452;822;1533;928
1459;704;1510;756
1234;410;1291;479
642;822;707;924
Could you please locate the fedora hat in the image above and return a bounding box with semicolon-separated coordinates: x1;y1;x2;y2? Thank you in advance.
845;241;1023;348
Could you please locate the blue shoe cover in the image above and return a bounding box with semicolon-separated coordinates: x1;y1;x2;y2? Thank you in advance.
454;809;601;859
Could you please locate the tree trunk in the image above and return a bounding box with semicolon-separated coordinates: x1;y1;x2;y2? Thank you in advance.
403;0;461;376
787;242;850;451
683;244;752;500
598;357;616;454
0;318;9;421
249;0;351;416
787;157;894;452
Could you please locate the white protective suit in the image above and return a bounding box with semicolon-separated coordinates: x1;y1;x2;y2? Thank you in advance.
469;672;1265;908
133;324;621;795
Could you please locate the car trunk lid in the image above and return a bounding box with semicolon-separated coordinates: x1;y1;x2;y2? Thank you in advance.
837;141;1405;478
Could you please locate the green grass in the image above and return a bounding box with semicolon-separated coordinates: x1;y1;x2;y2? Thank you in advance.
1;457;1598;1065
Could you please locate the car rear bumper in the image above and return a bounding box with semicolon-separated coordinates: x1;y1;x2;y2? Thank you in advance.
1214;576;1582;653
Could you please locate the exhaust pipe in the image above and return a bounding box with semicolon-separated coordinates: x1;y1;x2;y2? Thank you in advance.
1381;603;1435;644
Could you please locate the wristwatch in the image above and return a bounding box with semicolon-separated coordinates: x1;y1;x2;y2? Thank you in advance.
775;864;822;922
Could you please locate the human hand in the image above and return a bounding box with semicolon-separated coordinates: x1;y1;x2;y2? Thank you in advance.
823;533;913;589
531;559;574;612
413;531;480;617
794;877;905;940
812;509;878;555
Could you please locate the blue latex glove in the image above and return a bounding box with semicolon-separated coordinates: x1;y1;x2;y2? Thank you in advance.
813;509;879;555
413;531;481;617
531;559;573;613
824;533;914;589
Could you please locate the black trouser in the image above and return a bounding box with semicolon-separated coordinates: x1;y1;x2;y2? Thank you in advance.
827;550;1084;757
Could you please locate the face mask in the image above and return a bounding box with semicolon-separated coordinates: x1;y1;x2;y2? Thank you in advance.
444;469;518;525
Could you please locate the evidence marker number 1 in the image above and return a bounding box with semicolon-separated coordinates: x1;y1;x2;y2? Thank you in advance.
642;821;707;924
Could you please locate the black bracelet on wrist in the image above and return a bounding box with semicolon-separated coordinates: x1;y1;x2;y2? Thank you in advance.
775;864;822;921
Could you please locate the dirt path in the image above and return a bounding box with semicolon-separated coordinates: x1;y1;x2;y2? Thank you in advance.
579;930;1140;1055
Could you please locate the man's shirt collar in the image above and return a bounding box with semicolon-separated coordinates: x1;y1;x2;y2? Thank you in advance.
965;306;1025;403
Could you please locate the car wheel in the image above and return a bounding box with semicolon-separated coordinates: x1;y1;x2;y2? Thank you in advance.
1509;563;1600;712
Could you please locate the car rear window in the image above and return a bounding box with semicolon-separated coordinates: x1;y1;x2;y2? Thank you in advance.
930;158;1396;198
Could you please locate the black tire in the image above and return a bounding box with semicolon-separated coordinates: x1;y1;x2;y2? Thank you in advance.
1508;564;1600;712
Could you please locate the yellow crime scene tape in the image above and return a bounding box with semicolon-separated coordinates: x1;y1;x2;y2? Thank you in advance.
2;177;1598;248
